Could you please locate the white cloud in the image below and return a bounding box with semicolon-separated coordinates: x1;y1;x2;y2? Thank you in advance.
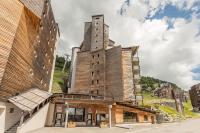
51;0;200;90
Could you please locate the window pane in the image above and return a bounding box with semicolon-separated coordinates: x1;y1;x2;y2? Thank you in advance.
68;108;75;115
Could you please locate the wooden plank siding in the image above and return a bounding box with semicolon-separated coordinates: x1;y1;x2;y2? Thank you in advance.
0;0;58;100
0;0;24;86
19;0;45;18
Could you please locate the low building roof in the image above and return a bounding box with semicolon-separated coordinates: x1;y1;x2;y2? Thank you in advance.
8;88;52;112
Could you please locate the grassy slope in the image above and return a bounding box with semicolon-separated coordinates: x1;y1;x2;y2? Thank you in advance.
51;69;68;93
142;92;199;118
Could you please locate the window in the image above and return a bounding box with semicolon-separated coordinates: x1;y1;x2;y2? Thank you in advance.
144;115;148;121
40;23;43;30
41;78;43;84
43;12;46;18
92;71;94;76
9;108;14;113
97;80;99;84
68;108;85;122
43;65;45;69
96;40;98;43
98;54;99;57
96;17;100;19
123;112;138;122
97;61;99;64
92;55;94;59
92;80;94;85
97;70;99;74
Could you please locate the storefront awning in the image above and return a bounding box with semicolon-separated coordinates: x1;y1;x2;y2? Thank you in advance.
8;88;52;112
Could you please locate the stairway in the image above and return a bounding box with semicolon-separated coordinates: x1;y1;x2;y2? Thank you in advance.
4;122;19;133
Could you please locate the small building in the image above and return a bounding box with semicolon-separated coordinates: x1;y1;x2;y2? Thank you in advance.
189;83;200;111
45;94;155;128
0;0;59;132
153;83;174;99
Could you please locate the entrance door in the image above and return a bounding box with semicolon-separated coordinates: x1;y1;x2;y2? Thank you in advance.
87;113;92;126
54;113;63;127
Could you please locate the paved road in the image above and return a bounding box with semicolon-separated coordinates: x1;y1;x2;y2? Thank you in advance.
29;118;200;133
130;118;200;133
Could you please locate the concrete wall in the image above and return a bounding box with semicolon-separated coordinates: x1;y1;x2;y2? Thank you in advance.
68;47;80;93
106;46;123;101
17;103;49;133
73;51;91;93
5;103;22;130
91;15;104;52
122;49;134;101
0;102;6;133
45;103;55;126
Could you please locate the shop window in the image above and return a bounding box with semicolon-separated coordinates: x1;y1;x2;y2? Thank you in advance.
123;112;138;122
68;108;85;122
144;115;148;121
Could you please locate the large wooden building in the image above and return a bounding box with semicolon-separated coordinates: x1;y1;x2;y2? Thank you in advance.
68;15;141;102
47;15;156;129
0;0;59;132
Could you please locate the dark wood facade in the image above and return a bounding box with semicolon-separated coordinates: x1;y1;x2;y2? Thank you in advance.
0;0;59;101
189;83;200;110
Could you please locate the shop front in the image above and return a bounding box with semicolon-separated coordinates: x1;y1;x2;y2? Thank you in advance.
53;99;112;128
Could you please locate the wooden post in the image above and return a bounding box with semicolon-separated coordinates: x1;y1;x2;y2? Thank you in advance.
108;105;112;128
19;111;25;126
65;102;69;128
